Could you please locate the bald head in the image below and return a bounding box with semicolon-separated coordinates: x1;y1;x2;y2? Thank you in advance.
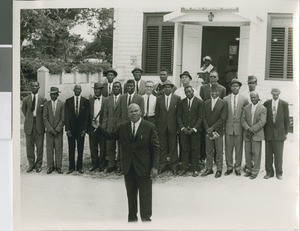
250;91;259;105
127;103;142;123
73;84;82;96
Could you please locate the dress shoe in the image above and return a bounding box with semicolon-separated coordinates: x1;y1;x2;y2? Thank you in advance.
26;167;34;173
128;217;138;222
199;159;205;165
106;167;116;173
67;169;74;174
89;167;97;172
192;171;199;177
178;170;187;176
244;172;251;177
224;169;233;176
171;169;178;176
78;169;84;174
201;169;213;177
142;218;152;222
47;168;53;174
56;168;63;174
215;171;222;178
36;168;42;173
116;167;121;173
263;174;274;179
99;168;105;172
276;175;283;180
250;174;257;179
235;170;241;176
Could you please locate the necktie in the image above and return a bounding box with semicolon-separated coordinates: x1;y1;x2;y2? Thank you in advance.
136;82;139;93
272;104;276;123
211;99;214;111
95;97;100;100
31;94;36;112
109;84;112;94
128;95;131;106
233;95;237;116
75;96;79;116
166;96;169;110
52;101;56;116
146;95;150;116
132;122;135;137
188;99;191;109
114;96;117;107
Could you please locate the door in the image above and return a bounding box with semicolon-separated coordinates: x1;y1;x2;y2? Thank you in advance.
201;26;240;88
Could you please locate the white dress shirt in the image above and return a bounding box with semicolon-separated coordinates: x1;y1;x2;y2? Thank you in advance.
127;92;135;105
74;95;81;114
131;117;142;137
211;97;219;111
94;96;103;121
107;82;113;94
251;103;258;124
114;94;120;106
165;94;172;110
231;93;239;114
31;93;38;117
52;100;57;116
143;94;156;117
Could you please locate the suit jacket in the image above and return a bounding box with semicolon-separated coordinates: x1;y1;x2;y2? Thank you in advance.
43;99;64;133
224;94;249;135
102;119;159;176
263;99;289;141
88;96;107;133
102;94;122;132
241;103;267;141
124;79;147;95
120;93;144;122
155;94;181;133
200;83;226;102
152;82;177;97
203;98;228;136
22;94;47;135
64;96;90;134
177;97;203;132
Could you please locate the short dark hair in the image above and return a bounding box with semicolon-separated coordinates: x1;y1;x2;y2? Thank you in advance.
184;86;193;91
160;67;169;73
31;81;40;87
113;81;121;87
126;79;135;86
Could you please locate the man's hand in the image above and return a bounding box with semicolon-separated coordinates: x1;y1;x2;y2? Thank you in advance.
92;119;100;129
52;130;57;136
66;130;72;137
247;128;255;135
181;127;189;134
150;168;158;179
206;127;214;134
80;131;86;137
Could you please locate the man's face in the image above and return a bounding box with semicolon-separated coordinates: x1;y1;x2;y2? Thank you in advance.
94;87;102;97
50;92;58;101
204;60;210;66
250;94;259;105
127;83;135;94
272;92;280;101
248;81;257;92
145;82;154;95
31;82;39;94
73;85;82;96
163;85;172;96
112;83;121;95
133;71;142;81
106;72;115;83
181;75;191;85
127;104;142;123
209;73;219;84
184;87;194;99
211;89;220;99
159;71;168;82
230;83;240;95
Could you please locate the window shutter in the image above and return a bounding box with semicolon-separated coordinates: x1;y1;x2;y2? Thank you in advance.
269;27;285;78
161;26;174;73
145;26;159;73
287;27;293;79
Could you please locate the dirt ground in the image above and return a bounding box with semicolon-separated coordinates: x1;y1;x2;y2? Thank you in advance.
17;127;299;230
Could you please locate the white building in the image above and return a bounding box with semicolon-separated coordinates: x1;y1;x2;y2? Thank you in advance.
112;0;298;112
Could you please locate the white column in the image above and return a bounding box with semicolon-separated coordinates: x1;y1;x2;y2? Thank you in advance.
37;66;49;98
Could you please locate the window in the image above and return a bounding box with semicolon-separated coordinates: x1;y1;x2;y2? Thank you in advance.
266;13;293;80
142;13;174;74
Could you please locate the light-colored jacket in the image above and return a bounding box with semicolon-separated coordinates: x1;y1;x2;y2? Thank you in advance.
43;99;64;133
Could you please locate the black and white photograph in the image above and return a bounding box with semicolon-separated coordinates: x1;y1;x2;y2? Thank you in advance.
13;0;299;230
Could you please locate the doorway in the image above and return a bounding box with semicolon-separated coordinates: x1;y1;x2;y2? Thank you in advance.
201;26;240;89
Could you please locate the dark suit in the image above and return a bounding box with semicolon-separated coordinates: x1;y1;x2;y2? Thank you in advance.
65;96;90;171
177;97;203;171
88;96;107;170
101;119;159;221
120;93;144;123
43;99;64;169
22;93;47;169
155;94;181;170
264;99;289;177
203;98;228;171
102;94;122;168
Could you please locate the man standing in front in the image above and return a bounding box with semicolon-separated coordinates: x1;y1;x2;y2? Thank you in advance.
43;87;64;174
65;84;90;174
177;86;203;177
153;68;177;96
100;103;159;222
143;81;157;125
88;82;107;172
201;84;227;178
263;88;289;180
241;91;267;179
22;81;47;173
224;79;249;176
155;80;181;175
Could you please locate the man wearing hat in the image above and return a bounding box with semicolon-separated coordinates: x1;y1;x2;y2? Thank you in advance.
201;83;228;178
102;68;121;97
155;80;181;175
43;87;64;174
263;88;289;180
22;81;47;173
197;56;215;84
129;67;146;95
174;71;201;99
223;79;249;176
88;82;107;172
153;68;177;97
241;75;265;104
